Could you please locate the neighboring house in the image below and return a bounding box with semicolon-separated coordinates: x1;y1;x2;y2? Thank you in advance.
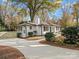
17;21;61;38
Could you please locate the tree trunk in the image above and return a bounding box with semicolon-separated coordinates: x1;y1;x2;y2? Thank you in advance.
76;17;78;27
29;9;36;22
31;14;35;22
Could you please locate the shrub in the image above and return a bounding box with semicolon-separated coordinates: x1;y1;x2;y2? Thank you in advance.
17;33;21;38
55;36;64;44
45;32;55;41
61;27;79;44
33;31;37;36
28;32;33;37
63;38;77;44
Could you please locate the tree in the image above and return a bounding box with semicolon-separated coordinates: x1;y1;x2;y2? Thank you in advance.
1;1;23;31
11;0;62;22
0;14;4;27
61;11;70;28
73;2;79;27
0;6;5;31
0;5;5;27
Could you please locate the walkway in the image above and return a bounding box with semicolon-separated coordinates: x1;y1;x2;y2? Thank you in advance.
0;38;79;59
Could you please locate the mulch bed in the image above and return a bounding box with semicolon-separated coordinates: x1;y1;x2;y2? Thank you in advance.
39;40;79;50
25;36;43;41
0;46;26;59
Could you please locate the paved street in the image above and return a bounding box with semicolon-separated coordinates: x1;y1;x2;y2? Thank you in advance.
0;38;79;59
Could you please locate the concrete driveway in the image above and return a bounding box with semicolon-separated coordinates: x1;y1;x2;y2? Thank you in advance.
0;38;79;59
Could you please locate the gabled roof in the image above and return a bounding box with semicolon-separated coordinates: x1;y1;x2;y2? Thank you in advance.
19;21;36;26
19;20;60;27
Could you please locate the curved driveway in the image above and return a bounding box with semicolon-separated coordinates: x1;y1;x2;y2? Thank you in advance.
0;38;79;59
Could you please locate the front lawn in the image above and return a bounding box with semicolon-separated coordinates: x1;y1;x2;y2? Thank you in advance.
0;31;17;39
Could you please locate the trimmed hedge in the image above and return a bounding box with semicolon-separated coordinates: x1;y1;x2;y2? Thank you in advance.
45;32;55;41
17;33;21;38
28;32;33;37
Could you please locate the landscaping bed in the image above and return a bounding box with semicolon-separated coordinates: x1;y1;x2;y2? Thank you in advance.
0;46;26;59
26;36;44;41
40;36;79;50
40;27;79;50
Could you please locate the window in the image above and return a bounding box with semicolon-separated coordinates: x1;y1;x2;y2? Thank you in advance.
44;26;48;31
30;26;32;29
56;26;59;30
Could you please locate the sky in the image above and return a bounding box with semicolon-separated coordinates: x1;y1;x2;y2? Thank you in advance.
0;0;78;20
0;0;2;4
49;0;77;20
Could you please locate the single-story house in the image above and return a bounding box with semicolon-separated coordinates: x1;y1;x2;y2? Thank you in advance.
17;21;61;38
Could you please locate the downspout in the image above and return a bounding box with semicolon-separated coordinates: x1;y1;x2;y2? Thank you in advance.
41;25;42;36
26;26;27;37
50;26;51;32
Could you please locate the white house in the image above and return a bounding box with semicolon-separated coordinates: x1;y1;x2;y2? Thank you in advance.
17;9;61;38
17;21;61;38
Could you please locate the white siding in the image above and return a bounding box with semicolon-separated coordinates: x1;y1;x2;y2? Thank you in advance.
42;26;50;35
36;26;41;35
34;15;40;25
51;26;55;32
20;25;61;37
21;26;27;37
